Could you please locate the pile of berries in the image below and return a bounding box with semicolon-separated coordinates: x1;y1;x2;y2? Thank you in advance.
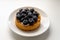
16;8;39;25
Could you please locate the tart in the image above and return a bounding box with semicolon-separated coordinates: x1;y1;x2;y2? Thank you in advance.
15;7;41;31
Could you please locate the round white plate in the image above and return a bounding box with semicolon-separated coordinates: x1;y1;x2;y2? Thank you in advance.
8;7;50;37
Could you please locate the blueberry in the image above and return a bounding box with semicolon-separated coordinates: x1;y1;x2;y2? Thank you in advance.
19;9;23;12
21;11;26;13
27;15;32;18
28;18;34;25
28;11;32;15
24;16;29;20
20;9;26;13
20;16;28;22
25;8;29;11
16;12;26;20
19;14;25;18
33;16;38;22
20;9;29;15
33;11;39;17
20;18;24;22
23;19;28;25
30;8;34;13
21;13;26;16
16;12;21;20
27;11;33;18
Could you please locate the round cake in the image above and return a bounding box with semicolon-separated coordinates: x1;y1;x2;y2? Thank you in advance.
15;7;41;31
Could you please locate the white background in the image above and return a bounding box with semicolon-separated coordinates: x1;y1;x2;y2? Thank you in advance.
0;0;60;40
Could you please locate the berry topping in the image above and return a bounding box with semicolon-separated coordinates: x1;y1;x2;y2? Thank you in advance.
16;8;39;25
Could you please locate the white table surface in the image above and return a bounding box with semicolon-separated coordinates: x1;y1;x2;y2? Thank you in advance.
0;0;60;40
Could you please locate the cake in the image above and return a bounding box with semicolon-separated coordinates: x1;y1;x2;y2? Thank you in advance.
15;7;41;31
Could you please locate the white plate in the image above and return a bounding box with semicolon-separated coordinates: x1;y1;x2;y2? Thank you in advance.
8;7;50;37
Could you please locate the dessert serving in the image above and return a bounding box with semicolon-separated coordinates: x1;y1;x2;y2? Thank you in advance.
15;7;41;31
8;6;50;37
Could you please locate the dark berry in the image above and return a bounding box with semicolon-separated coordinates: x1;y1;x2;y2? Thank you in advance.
16;13;21;20
21;10;28;15
20;16;28;22
22;11;26;14
33;16;38;22
19;9;23;12
19;14;25;18
23;19;28;25
20;9;26;14
27;11;33;18
16;12;26;20
33;11;39;17
25;8;29;11
28;18;34;25
27;15;32;18
20;18;24;22
28;12;32;15
30;8;34;13
21;13;26;16
24;16;29;20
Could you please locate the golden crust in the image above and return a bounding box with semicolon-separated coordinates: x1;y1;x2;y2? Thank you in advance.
15;15;41;31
